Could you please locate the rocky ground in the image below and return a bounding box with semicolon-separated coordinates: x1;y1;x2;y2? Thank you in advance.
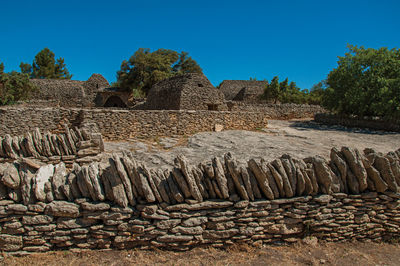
105;119;400;169
3;241;400;266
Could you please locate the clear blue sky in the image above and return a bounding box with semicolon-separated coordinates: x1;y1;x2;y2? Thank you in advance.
1;0;399;89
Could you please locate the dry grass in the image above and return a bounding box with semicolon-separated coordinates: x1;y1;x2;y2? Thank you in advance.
2;241;400;266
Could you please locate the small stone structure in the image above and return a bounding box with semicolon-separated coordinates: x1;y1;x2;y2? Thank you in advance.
145;73;226;110
218;80;267;101
29;74;110;107
0;146;399;252
94;88;131;108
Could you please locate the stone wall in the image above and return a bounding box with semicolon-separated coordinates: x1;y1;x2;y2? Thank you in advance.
227;103;326;119
0;127;103;166
0;107;268;141
0;146;399;252
315;113;400;132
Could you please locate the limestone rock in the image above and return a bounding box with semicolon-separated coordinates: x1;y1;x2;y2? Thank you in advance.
272;159;294;197
120;153;139;198
45;201;80;217
311;156;333;194
192;167;209;199
281;156;297;195
52;163;67;200
165;169;184;203
176;155;203;202
33;164;54;202
154;170;171;204
74;163;91;198
247;167;262;199
3;134;18;159
212;157;229;199
374;155;399;192
225;153;249;201
108;157;129;207
361;156;388;192
171;167;191;199
341;147;368;192
239;166;254;201
143;167;162;203
330;147;348;193
0;234;23;251
19;163;36;205
248;159;274;199
135;164;156;203
88;162;105;201
1;163;21;189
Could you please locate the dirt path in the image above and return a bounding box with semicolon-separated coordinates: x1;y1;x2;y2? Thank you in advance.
104;119;400;168
3;242;400;266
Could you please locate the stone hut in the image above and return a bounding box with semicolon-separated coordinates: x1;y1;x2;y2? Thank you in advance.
30;74;110;107
94;87;132;108
218;80;267;101
144;73;226;110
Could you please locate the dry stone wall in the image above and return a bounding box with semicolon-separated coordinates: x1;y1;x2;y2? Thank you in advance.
315;113;400;132
0;127;104;166
0;107;269;141
0;146;399;253
227;102;325;119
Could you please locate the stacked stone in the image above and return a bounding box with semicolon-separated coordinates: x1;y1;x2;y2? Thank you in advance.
0;147;399;208
0;126;103;165
0;146;399;253
0;192;399;253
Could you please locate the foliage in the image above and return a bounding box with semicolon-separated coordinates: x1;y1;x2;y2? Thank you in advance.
20;48;72;79
262;76;324;105
324;45;400;119
116;48;202;95
0;61;37;105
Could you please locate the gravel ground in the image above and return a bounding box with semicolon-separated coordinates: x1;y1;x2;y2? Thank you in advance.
104;119;400;169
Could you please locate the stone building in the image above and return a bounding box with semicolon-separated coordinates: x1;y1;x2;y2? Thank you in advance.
94;87;132;108
218;80;267;101
30;74;110;107
144;73;226;110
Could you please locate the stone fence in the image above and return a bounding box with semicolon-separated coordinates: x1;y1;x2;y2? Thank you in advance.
0;145;399;253
314;113;400;132
0;127;104;166
227;102;325;119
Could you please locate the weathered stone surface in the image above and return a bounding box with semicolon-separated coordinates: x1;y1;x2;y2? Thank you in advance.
192;167;209;200
248;159;274;199
271;159;294;197
330;148;348;193
203;229;239;239
108;158;129;207
374;155;399;193
267;162;285;197
361;156;388;193
281;156;297;195
171;226;203;235
143;167;162;203
136;164;156;203
22;215;53;225
52;163;67;200
171;167;191;199
45;201;80;217
88;162;105;201
165;170;184;203
342;147;368;192
16;163;35;205
212;157;229;199
3;134;18;159
225;153;249;201
34;164;54;202
112;154;135;205
239;166;254;201
311;156;333;194
120;153;140;198
1;163;21;189
176;155;203;202
181;217;208;227
157;234;193;242
266;224;304;235
80;202;110;212
347;170;360;194
186;200;233;210
0;234;23;251
155;219;181;230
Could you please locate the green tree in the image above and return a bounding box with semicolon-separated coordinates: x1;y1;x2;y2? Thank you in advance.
0;61;37;105
324;45;400;119
20;48;72;79
263;76;280;103
279;78;289;93
116;48;202;95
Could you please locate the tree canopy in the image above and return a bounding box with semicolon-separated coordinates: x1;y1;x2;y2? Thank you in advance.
116;48;202;95
0;60;37;105
324;45;400;119
20;48;72;79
